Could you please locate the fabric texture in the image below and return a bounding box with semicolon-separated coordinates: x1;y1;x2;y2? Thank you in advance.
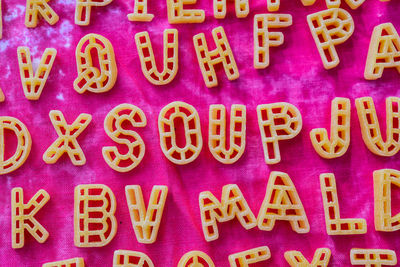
1;0;400;266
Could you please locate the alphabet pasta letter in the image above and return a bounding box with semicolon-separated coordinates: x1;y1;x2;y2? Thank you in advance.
178;251;215;267
135;29;178;85
0;117;31;175
356;97;400;157
43;110;92;166
25;0;59;28
74;33;117;94
258;171;309;233
11;188;50;248
307;8;354;69
320;173;367;235
125;185;168;244
166;0;204;24
193;26;239;88
75;0;113;26
199;184;256;241
285;248;331;267
350;249;397;266
43;258;85;267
208;104;246;164
229;246;271;267
374;169;400;231
310;98;350;159
113;250;154;267
103;104;146;172
257;102;302;164
74;184;117;247
17;46;57;100
254;14;292;69
127;0;154;21
158;101;202;165
365;23;400;80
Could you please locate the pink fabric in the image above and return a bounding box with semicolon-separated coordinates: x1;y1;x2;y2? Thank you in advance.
1;0;400;266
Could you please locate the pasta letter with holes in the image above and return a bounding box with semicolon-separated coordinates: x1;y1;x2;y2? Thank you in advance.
158;101;203;165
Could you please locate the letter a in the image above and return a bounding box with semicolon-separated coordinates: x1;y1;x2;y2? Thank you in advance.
257;171;310;233
365;23;400;80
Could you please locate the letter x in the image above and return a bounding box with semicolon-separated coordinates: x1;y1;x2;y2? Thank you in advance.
43;110;92;165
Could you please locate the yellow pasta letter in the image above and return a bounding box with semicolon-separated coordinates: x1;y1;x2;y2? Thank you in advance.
178;251;215;267
268;0;317;11
257;102;302;164
75;0;113;26
113;250;154;267
166;0;204;24
356;97;400;157
25;0;59;28
43;110;92;166
199;184;257;242
125;185;168;244
193;26;239;88
307;8;354;69
103;104;146;172
213;0;248;19
17;46;57;100
310;97;350;159
350;249;397;266
74;33;117;94
158;101;203;165
74;184;117;247
43;258;85;267
11;188;50;249
365;23;400;80
135;29;178;85
254;14;292;69
285;248;331;267
127;0;154;22
257;171;310;233
374;169;400;231
209;104;246;164
0;116;32;175
228;246;271;267
320;173;367;235
324;0;365;9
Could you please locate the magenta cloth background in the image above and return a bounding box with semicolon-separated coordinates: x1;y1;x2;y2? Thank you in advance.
1;0;400;266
